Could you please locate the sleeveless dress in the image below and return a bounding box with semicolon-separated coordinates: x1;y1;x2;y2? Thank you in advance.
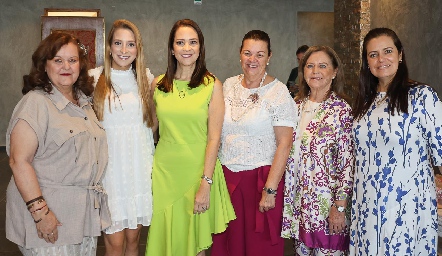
146;76;235;256
89;66;155;234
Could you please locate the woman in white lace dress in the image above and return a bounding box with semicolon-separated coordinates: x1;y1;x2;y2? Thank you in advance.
211;30;296;256
89;19;155;256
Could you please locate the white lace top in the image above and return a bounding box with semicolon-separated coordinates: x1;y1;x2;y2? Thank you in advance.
219;75;297;172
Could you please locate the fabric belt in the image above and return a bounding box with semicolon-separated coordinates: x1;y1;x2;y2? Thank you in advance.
38;179;111;230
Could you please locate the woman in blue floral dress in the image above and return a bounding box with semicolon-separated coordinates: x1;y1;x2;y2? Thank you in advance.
350;27;442;255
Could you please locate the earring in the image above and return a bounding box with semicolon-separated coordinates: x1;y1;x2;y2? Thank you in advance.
399;59;402;63
332;76;335;79
266;62;269;66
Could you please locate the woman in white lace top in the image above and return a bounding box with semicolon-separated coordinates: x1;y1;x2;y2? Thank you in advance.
211;30;296;256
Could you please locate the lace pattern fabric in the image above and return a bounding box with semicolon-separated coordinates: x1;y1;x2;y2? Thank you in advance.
219;75;296;172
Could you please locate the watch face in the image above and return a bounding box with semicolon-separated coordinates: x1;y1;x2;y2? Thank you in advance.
337;206;345;212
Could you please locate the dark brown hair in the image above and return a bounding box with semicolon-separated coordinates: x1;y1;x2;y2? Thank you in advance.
295;45;348;103
157;19;213;92
22;32;93;97
240;30;272;54
353;27;416;120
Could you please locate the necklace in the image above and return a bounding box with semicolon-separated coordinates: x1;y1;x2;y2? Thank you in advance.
110;82;124;110
375;93;387;107
174;80;187;99
230;72;267;122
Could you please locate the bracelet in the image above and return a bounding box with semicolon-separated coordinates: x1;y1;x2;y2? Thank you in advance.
26;196;44;206
31;204;47;214
27;198;46;211
201;175;213;185
263;186;277;195
34;208;50;223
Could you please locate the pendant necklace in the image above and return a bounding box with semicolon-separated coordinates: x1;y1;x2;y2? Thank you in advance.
178;90;186;99
230;72;267;122
110;82;124;109
174;80;187;99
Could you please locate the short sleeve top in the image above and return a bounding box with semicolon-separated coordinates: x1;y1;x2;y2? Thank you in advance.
5;87;110;248
219;75;297;172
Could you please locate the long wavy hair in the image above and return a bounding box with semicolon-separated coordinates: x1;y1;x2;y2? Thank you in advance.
352;27;416;120
93;19;153;127
22;32;93;97
295;45;348;103
157;19;213;92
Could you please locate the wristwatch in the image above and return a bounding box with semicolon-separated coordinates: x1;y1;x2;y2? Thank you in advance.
332;202;345;212
263;186;277;195
201;175;213;185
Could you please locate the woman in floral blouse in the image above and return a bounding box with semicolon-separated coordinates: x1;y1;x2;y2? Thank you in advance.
281;45;354;256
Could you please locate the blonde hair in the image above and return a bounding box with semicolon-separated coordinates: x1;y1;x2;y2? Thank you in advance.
93;19;153;127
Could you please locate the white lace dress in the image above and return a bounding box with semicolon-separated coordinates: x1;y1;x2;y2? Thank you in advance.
89;66;155;234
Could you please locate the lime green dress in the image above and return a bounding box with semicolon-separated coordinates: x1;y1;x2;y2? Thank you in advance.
146;76;235;256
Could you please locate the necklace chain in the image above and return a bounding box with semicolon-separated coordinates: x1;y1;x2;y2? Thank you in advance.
375;93;387;107
230;72;267;122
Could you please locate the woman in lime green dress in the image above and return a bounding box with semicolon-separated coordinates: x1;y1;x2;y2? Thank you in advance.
145;19;235;256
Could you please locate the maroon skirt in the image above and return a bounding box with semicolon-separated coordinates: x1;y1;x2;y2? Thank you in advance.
211;165;285;256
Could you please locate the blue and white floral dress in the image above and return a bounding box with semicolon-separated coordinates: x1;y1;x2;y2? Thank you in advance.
350;85;442;256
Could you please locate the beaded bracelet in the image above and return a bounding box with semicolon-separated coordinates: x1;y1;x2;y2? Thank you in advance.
26;196;44;206
31;204;47;214
34;208;50;224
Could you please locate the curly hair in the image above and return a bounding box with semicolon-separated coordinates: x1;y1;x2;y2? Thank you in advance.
22;32;93;97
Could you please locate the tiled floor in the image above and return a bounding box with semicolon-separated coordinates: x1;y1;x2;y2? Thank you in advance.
0;147;294;255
